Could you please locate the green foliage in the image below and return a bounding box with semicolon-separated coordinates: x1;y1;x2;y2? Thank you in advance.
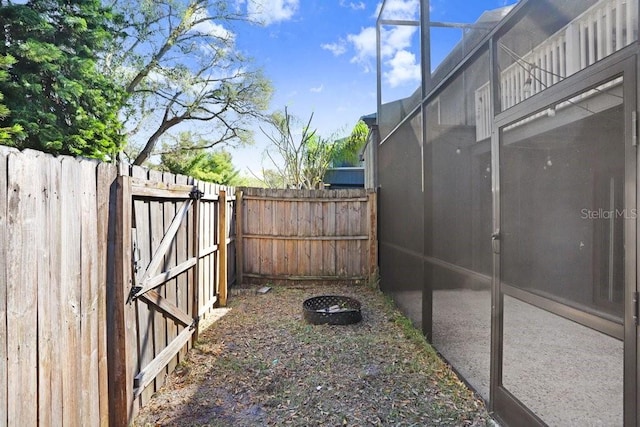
303;133;338;187
332;120;369;167
260;107;339;189
232;174;266;188
159;132;240;185
259;169;287;189
192;150;239;185
0;0;124;159
0;54;22;143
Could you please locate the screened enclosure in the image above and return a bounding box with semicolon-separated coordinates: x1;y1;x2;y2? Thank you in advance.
374;0;639;425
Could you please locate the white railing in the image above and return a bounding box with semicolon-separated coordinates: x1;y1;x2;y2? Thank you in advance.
475;0;637;141
475;82;492;141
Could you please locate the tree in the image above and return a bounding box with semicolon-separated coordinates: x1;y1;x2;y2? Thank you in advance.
105;0;272;165
0;0;124;159
231;174;265;188
0;54;22;143
159;132;239;185
193;150;239;184
258;168;287;189
259;107;338;189
332;120;368;167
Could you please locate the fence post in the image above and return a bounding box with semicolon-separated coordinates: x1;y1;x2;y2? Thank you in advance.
192;182;201;343
235;189;244;288
108;175;136;426
97;163;116;427
218;190;228;306
368;190;378;283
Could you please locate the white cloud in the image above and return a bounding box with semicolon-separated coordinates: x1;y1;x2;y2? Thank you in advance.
310;84;324;93
233;0;246;12
339;0;366;11
321;40;347;56
344;24;417;74
347;26;377;72
189;7;235;40
380;25;416;57
321;0;419;87
383;50;420;87
375;0;419;20
246;0;299;25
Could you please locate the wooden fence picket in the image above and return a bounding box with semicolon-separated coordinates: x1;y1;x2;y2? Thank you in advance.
0;147;13;427
6;151;39;426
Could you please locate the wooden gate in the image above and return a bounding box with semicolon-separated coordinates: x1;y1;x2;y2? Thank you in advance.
110;174;203;425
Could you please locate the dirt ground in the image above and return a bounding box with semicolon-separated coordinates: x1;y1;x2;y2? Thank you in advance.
133;283;491;426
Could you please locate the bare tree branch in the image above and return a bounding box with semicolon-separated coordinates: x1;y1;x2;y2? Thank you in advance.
105;0;272;165
259;107;337;189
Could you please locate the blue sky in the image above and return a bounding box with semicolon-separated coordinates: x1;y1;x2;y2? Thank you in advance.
219;0;518;176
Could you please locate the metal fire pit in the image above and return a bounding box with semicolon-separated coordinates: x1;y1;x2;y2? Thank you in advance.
303;295;362;325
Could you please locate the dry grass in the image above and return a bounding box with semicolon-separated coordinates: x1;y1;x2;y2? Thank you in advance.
133;283;490;427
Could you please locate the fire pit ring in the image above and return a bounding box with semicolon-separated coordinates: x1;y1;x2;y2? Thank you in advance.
303;295;362;325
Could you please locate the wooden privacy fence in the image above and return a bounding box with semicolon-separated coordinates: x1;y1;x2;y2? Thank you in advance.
0;147;112;427
0;147;377;426
0;147;235;426
237;187;378;284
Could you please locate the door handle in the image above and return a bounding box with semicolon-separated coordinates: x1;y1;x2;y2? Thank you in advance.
492;231;500;254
